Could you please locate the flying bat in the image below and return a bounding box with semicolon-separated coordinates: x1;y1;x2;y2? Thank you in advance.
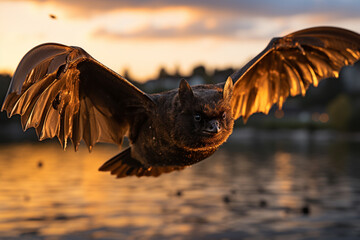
2;27;360;178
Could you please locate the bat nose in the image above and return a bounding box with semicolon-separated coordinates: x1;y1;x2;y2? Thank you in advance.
205;120;221;133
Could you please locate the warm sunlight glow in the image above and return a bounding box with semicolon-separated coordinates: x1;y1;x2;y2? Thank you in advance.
1;1;360;81
273;152;299;208
93;7;196;35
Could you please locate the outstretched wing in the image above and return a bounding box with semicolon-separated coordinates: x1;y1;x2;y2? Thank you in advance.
2;43;154;150
230;26;360;121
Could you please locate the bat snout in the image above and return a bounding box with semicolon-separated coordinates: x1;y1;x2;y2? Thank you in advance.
203;119;221;134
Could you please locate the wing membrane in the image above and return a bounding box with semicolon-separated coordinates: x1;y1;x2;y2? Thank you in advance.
230;27;360;121
2;43;154;150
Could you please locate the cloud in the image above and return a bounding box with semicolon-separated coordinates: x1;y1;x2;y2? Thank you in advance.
21;0;360;18
2;0;360;80
18;0;360;41
93;17;256;40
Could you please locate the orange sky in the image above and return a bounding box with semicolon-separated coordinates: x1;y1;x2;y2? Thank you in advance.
1;0;360;81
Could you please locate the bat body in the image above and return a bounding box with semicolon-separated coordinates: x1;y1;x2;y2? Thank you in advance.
104;82;234;177
2;27;360;178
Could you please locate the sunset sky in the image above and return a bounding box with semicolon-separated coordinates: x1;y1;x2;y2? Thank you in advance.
1;0;360;81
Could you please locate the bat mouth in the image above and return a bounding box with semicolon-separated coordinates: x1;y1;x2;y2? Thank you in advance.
182;128;231;151
201;130;221;136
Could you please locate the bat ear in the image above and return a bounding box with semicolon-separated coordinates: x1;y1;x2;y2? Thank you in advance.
223;77;233;100
178;79;194;107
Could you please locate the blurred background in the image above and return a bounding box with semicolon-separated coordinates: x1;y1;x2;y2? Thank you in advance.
1;0;360;239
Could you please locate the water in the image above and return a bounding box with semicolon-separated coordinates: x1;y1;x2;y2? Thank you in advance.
0;129;360;240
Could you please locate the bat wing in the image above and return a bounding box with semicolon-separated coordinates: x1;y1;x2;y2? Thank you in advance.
230;26;360;121
2;43;154;150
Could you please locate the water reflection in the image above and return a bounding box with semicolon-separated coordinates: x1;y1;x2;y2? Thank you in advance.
0;130;360;239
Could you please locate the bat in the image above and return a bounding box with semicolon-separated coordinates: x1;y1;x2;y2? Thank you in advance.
2;27;360;178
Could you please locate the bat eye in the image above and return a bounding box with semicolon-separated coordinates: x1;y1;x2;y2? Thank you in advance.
194;113;202;122
222;112;226;119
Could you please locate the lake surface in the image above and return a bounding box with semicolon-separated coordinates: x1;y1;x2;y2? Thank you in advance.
0;129;360;240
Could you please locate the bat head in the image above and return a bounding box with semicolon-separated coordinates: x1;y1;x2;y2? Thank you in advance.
174;78;234;151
